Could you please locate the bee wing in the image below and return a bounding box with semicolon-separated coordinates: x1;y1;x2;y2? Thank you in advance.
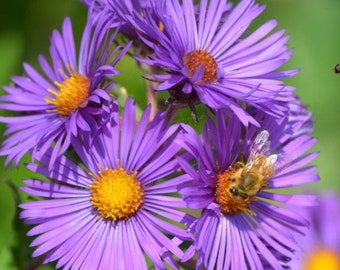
248;130;271;161
267;154;278;165
271;152;297;175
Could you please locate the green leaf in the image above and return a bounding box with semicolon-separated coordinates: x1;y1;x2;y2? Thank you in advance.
0;32;24;88
0;181;15;258
0;247;16;270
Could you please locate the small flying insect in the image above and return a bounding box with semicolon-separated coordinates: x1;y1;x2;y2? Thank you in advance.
228;130;278;202
334;64;340;74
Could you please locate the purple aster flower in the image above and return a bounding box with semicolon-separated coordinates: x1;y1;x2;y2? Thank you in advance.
0;10;129;166
289;193;340;270
110;0;231;52
19;98;192;269
82;0;158;54
176;106;319;269
114;0;157;41
123;0;297;125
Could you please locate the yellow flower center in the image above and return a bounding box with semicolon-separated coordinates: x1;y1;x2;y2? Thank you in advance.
158;21;164;32
304;248;340;270
90;167;144;221
183;49;217;83
45;72;90;116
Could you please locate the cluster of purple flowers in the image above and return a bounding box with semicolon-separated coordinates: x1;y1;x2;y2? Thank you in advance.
0;0;322;269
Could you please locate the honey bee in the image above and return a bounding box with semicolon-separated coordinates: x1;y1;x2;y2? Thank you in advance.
228;130;277;202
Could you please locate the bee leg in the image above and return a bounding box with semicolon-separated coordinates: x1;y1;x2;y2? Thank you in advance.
239;191;249;200
236;153;246;164
233;161;245;170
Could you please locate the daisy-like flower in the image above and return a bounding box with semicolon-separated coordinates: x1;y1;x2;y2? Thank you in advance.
0;10;129;166
19;98;192;269
176;107;319;269
124;0;297;125
289;193;340;270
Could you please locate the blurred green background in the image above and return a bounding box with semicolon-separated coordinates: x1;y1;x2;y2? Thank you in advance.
0;0;339;269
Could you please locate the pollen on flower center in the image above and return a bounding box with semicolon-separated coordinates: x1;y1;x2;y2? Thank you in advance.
304;248;340;270
90;167;144;221
45;72;90;116
215;163;256;216
183;49;217;83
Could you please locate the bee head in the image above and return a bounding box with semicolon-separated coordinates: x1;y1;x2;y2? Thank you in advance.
229;186;239;195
